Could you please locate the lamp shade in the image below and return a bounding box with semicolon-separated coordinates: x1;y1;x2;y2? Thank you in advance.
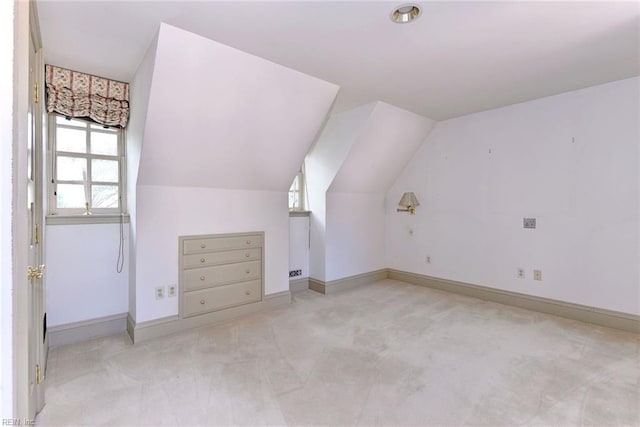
399;192;419;208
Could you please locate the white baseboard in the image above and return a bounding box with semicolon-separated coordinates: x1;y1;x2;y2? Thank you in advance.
388;269;640;334
128;291;291;343
48;312;128;347
308;269;388;295
57;269;638;349
306;268;639;333
289;277;309;292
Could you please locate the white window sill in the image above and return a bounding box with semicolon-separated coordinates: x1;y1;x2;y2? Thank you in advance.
46;214;130;225
289;210;311;217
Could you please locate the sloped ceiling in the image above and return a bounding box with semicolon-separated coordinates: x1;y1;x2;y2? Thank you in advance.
326;102;435;194
305;103;377;194
136;23;339;190
37;1;639;120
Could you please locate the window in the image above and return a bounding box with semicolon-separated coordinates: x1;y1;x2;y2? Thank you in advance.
48;115;125;215
288;167;305;211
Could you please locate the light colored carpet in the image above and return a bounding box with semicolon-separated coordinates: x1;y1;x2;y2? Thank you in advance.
36;279;639;426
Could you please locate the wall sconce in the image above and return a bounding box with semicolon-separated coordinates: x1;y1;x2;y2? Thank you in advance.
397;192;419;214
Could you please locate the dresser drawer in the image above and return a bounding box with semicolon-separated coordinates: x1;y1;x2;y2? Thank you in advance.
183;248;261;268
183;235;263;255
183;280;261;317
183;260;261;291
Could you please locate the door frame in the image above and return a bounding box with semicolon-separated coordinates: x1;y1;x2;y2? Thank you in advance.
28;0;46;415
13;0;32;419
11;0;44;420
0;0;18;418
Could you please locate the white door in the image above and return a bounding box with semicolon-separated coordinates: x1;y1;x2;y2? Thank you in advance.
26;14;45;417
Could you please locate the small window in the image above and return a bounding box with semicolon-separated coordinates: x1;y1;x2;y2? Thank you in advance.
288;167;305;211
48;115;125;215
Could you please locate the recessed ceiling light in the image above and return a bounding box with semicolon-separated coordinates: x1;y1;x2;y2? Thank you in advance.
390;4;422;24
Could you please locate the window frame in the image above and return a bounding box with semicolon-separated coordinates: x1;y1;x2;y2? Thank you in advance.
47;113;126;216
288;167;306;212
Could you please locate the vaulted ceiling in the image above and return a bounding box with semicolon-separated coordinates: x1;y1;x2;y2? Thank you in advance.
37;1;640;120
136;24;338;190
329;102;434;193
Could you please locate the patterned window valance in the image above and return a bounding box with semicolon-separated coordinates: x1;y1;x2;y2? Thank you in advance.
45;65;130;128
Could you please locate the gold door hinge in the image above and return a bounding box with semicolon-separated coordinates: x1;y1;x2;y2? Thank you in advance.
27;264;45;280
33;83;39;104
36;364;41;384
34;223;40;245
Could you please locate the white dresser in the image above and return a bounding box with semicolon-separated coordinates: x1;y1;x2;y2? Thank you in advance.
179;232;264;318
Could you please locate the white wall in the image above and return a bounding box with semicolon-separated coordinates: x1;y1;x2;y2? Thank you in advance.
306;104;377;281
41;28;154;326
289;216;309;279
306;102;434;282
323;103;434;281
126;31;159;322
326;193;386;281
135;186;289;322
45;224;129;326
131;24;337;322
387;77;640;315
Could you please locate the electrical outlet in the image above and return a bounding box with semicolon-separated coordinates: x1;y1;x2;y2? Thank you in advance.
168;284;177;297
533;269;542;281
425;256;431;264
155;286;164;300
517;268;525;279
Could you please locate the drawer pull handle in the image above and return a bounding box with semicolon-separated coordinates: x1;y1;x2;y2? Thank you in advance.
245;290;251;296
245;269;250;274
200;276;205;281
200;258;205;263
201;244;206;249
246;240;251;244
200;299;205;305
245;253;250;257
